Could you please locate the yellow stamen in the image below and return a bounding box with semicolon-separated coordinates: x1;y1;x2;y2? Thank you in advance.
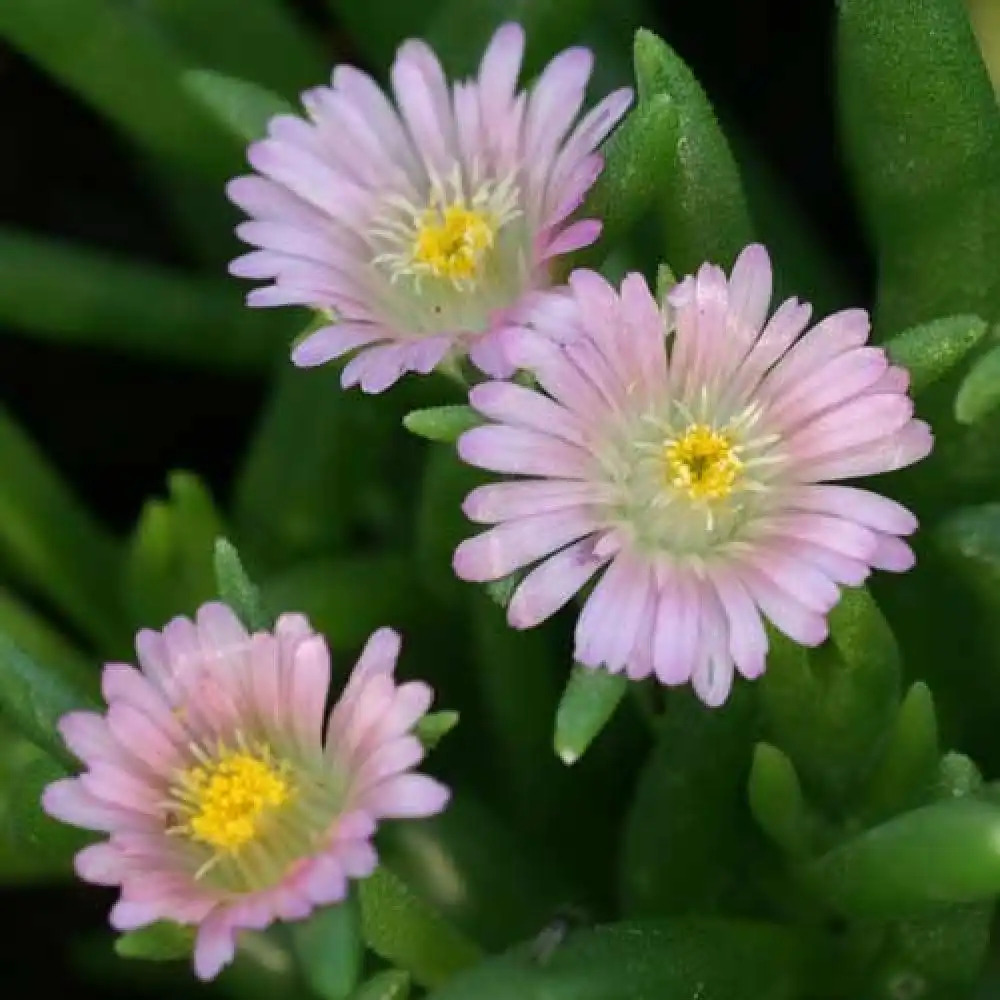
665;424;743;501
172;747;293;854
412;202;496;281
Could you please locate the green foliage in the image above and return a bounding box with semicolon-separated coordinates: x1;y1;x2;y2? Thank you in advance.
403;407;483;444
213;537;272;631
115;923;195;962
292;899;364;1000
553;666;627;766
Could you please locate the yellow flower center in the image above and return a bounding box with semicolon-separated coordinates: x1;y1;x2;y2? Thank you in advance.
412;202;497;282
172;747;293;854
664;424;743;501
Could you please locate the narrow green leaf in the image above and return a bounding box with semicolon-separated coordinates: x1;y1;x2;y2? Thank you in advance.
553;666;627;766
358;867;483;988
564;95;679;273
632;29;754;273
425;919;808;1000
214;538;271;632
748;742;811;858
292;899;363;1000
0;0;238;178
883;314;988;395
414;711;460;751
484;572;522;610
655;262;677;303
862;682;940;823
182;70;294;144
0;407;124;649
349;971;411;1000
123;473;225;626
837;0;1000;330
955;342;1000;424
0;228;288;371
115;922;195;961
262;554;417;650
403;406;483;444
620;686;757;915
806;798;1000;916
0;635;95;764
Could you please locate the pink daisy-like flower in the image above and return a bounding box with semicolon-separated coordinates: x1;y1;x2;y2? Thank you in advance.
42;604;449;980
453;245;933;706
227;23;632;392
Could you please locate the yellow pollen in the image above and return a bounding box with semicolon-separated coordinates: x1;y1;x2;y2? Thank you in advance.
412;202;496;281
173;748;293;854
664;424;743;501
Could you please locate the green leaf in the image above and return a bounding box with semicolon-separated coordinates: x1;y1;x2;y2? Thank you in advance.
862;682;940;823
0;633;97;765
214;538;271;632
0;0;239;178
837;0;1000;330
955;342;1000;424
358;867;483;988
632;29;754;274
0;228;288;371
115;921;195;961
655;262;677;303
292;899;363;1000
553;666;627;766
484;572;523;610
564;95;679;273
936;751;983;799
760;586;901;807
349;971;411;1000
403;406;483;444
324;0;430;67
620;686;757;915
123;473;225;626
748;742;811;858
182;70;294;144
883;314;989;395
425;919;808;1000
806;798;1000;916
0;406;124;649
262;554;417;649
414;711;460;751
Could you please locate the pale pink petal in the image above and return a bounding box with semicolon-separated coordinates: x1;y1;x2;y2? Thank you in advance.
194;915;237;981
652;568;699;686
75;842;126;886
738;566;829;647
791;485;918;536
458;425;591;478
727;243;773;346
709;568;768;680
288;636;331;751
870;534;916;572
292;325;385;367
364;773;451;819
542;219;602;259
468;381;588;447
463;479;605;524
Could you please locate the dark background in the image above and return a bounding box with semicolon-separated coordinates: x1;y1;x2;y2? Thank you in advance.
0;0;869;994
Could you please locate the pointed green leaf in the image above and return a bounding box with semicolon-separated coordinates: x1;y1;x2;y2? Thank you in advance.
349;971;411;1000
115;922;195;961
955;342;1000;424
553;666;627;766
414;711;460;752
292;898;363;1000
748;742;811;858
632;29;753;273
403;406;483;444
182;70;293;144
214;538;271;632
807;798;1000;916
655;262;678;303
883;315;988;395
837;0;1000;330
358;867;483;988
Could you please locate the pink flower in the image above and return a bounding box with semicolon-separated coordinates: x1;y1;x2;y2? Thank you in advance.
42;605;449;980
453;245;933;706
227;23;631;393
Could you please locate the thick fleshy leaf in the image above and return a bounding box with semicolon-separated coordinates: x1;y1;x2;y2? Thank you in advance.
214;537;271;632
358;867;483;988
837;0;1000;331
349;971;411;1000
115;922;195;961
403;407;484;445
620;686;757;915
0;0;238;178
292;898;363;1000
955;343;1000;425
760;587;901;807
425;919;808;1000
748;742;811;858
414;711;460;751
632;29;754;273
182;70;294;143
123;473;225;627
883;314;988;395
553;666;627;766
806;798;1000;916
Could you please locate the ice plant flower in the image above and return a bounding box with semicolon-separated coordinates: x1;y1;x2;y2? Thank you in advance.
227;23;632;392
42;605;449;980
453;245;933;706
